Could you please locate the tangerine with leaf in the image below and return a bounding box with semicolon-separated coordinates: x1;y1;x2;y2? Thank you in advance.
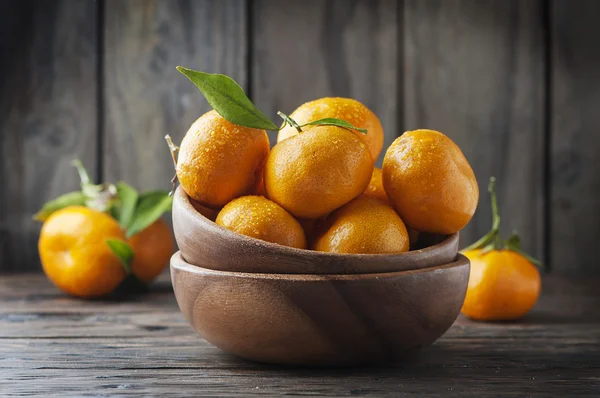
176;68;376;222
36;161;173;298
461;177;542;321
277;97;384;161
39;206;129;298
175;110;270;208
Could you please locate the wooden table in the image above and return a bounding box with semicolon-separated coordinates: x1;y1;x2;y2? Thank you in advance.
1;273;599;397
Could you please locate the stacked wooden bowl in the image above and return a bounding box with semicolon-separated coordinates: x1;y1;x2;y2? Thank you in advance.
171;187;470;366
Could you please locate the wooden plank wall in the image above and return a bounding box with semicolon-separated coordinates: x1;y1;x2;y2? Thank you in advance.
1;0;598;273
551;0;600;272
252;0;400;159
404;0;546;259
103;0;248;189
0;0;98;272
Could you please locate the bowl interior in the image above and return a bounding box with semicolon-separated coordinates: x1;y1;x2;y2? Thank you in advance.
172;186;459;274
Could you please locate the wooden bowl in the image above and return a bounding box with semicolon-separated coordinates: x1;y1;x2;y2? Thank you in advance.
171;251;470;366
172;187;459;274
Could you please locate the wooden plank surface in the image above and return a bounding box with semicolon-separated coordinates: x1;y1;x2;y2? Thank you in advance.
251;0;400;164
103;0;248;190
550;0;600;272
403;0;546;258
1;273;599;396
0;0;98;272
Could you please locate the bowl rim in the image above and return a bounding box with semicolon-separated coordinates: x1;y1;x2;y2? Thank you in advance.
171;251;468;281
175;186;459;261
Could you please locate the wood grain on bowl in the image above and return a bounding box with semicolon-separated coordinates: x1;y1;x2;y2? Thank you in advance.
172;187;459;274
171;252;470;366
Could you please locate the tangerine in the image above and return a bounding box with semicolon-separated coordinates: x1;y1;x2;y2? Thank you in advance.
39;206;127;298
382;129;478;234
265;125;373;219
129;219;174;283
461;249;541;321
176;110;270;208
313;196;409;254
362;167;388;203
216;196;306;249
460;176;542;321
277;97;384;160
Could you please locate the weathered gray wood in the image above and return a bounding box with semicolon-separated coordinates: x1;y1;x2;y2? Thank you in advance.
403;0;546;259
0;274;599;396
0;0;98;272
251;0;400;164
551;0;600;272
103;0;248;190
4;0;600;278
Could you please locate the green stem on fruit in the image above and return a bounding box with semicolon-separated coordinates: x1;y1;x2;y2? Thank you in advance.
71;159;117;213
505;245;543;267
462;176;544;270
277;111;302;133
463;177;500;251
72;159;91;186
489;177;500;232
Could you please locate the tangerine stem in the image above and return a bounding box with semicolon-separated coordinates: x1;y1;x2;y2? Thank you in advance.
462;176;500;251
277;111;302;133
71;159;91;186
463;229;496;252
489;176;500;231
164;135;180;196
165;135;179;168
507;245;543;268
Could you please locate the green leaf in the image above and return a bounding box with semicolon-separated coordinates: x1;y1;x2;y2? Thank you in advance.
106;239;134;274
300;118;368;134
126;191;172;238
177;66;278;130
505;233;522;251
34;191;87;221
114;182;139;228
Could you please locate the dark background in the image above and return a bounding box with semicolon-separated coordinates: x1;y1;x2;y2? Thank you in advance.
0;0;598;273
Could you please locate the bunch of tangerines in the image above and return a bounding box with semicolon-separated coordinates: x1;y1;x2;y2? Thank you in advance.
172;67;542;322
173;100;478;254
36;161;174;298
172;67;479;254
34;66;542;323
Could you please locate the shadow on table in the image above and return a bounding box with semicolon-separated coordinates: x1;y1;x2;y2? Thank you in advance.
457;310;600;326
522;310;600;325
